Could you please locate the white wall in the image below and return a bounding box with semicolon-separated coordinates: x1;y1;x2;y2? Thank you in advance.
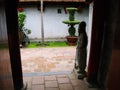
0;6;7;41
87;3;93;66
23;5;89;40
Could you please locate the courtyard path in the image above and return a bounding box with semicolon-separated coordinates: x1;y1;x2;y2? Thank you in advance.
20;47;76;74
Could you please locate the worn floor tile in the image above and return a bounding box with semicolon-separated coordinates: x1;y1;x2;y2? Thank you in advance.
23;77;32;82
26;89;31;90
32;85;44;90
68;73;76;80
71;79;84;87
45;88;59;90
57;77;70;84
26;81;32;89
45;75;56;81
32;77;44;85
23;77;32;89
59;84;73;90
56;74;67;78
45;81;58;88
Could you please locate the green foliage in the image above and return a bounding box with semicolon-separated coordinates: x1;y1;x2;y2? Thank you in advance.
66;7;77;21
0;44;8;50
66;7;78;11
24;28;31;34
62;7;80;36
27;41;70;48
18;12;26;31
68;25;76;36
62;20;80;25
18;12;31;34
18;12;31;46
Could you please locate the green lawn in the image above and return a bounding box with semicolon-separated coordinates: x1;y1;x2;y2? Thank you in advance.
0;44;8;50
27;41;74;48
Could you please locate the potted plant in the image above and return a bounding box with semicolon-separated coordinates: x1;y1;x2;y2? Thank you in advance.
18;12;31;47
62;7;80;45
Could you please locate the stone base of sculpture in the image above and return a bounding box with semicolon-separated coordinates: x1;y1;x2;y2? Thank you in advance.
73;68;87;79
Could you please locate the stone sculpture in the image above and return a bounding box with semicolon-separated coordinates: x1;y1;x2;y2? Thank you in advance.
74;21;88;79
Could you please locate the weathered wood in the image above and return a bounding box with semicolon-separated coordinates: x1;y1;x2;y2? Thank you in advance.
5;0;26;89
87;0;104;87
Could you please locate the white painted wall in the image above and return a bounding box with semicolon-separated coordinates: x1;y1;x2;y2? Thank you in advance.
87;3;93;66
0;6;7;41
23;5;89;40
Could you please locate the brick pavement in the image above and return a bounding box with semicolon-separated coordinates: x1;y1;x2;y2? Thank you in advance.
21;47;98;90
23;72;98;90
20;47;76;73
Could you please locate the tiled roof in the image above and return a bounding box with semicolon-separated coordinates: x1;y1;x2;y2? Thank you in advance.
19;0;86;2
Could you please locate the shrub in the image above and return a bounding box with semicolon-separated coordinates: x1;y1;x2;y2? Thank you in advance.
66;8;77;21
18;12;26;31
18;12;31;46
62;7;80;36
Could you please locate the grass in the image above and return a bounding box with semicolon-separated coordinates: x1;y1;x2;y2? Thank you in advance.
0;44;8;50
27;41;73;48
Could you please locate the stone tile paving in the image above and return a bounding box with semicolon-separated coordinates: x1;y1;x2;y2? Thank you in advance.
21;47;98;90
20;47;76;73
23;72;98;90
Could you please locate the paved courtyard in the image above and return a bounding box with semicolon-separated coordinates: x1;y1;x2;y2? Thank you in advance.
20;47;76;74
23;72;98;90
21;47;98;90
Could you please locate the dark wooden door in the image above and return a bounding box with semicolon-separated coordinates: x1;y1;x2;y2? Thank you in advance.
107;1;120;89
